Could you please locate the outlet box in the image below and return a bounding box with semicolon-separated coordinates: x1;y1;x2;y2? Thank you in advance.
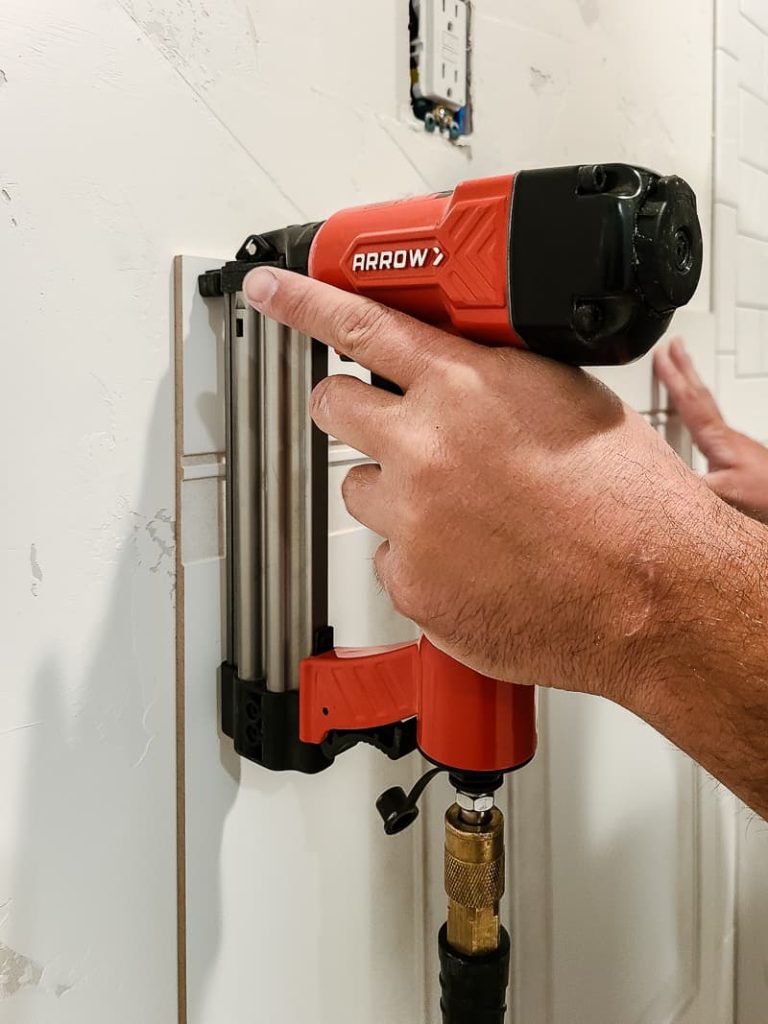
420;0;469;108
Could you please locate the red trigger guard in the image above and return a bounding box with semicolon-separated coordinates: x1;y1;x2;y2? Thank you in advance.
300;637;537;774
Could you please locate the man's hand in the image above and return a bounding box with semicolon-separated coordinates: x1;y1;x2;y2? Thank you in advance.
245;267;723;691
244;268;768;818
654;337;768;522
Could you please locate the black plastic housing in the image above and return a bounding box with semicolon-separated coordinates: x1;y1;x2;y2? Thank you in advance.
220;661;418;773
198;222;322;297
509;163;702;365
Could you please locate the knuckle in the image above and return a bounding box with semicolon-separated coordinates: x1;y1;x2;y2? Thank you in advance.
684;381;713;407
340;465;364;503
386;562;425;624
340;469;354;502
333;300;390;359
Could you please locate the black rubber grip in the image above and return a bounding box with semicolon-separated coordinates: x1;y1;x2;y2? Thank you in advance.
438;923;511;1024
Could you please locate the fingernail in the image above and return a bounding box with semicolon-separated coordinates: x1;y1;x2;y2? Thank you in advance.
244;267;278;310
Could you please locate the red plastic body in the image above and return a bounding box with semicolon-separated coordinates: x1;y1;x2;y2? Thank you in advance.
308;175;526;347
300;638;537;774
302;174;537;774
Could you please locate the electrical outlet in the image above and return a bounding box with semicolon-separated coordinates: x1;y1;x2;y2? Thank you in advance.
421;0;468;108
409;0;471;141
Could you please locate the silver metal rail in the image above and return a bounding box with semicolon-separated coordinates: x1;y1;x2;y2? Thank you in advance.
225;294;316;692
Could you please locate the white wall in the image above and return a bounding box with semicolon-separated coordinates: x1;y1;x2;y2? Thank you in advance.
1;0;764;1022
712;3;768;1021
0;1;300;1019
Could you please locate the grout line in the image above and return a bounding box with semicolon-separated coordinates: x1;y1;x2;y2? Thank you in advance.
715;44;739;60
182;451;226;462
733;227;768;244
739;9;768;38
736;153;768;175
173;256;188;1024
737;84;768;110
736;80;768;106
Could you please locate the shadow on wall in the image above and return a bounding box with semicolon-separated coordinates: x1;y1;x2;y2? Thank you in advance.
182;609;241;1023
3;381;181;1022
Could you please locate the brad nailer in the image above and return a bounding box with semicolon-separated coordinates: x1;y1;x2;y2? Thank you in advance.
199;162;702;1024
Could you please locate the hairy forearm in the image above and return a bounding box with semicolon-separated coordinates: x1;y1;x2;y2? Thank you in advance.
617;500;768;818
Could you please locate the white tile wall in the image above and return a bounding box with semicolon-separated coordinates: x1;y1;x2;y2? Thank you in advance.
737;158;768;236
714;6;768;1022
735;305;764;374
737;15;768;97
741;0;768;37
737;232;768;304
716;353;768;435
718;0;742;55
715;0;768;389
713;202;738;352
738;87;768;168
718;50;742;206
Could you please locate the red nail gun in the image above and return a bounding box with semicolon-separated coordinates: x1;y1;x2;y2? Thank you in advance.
199;162;702;1023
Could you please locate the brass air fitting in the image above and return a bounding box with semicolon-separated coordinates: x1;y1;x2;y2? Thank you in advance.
444;802;505;956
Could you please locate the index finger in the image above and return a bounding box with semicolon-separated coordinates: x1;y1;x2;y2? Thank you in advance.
243;266;465;388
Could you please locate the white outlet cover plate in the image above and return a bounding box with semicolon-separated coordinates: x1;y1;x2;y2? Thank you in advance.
421;0;468;108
